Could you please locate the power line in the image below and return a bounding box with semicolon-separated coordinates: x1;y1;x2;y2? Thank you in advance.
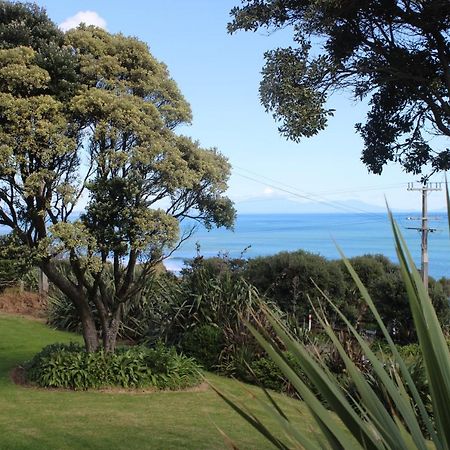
234;164;406;196
234;170;390;221
232;165;406;219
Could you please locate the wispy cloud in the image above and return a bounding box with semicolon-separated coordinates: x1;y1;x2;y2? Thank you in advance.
59;11;107;32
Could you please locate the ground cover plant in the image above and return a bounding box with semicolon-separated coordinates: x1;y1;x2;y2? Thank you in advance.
26;342;201;390
0;313;321;450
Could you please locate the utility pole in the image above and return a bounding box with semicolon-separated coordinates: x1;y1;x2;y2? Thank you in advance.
406;182;442;292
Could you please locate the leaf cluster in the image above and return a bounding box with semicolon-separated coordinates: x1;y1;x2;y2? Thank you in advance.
229;0;450;175
26;341;202;390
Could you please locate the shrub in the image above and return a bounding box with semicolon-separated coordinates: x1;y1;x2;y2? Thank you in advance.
170;258;270;376
243;250;346;320
342;254;450;343
242;251;450;343
177;258;258;331
0;233;35;292
26;342;202;390
179;324;224;369
46;291;83;334
249;355;286;391
47;271;182;343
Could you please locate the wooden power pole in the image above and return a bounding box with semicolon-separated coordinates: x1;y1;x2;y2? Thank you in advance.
406;182;442;292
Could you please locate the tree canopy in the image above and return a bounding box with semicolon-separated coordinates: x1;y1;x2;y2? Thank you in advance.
0;1;235;351
229;0;450;176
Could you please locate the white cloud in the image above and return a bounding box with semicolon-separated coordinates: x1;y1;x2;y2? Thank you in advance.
263;187;274;195
59;11;107;32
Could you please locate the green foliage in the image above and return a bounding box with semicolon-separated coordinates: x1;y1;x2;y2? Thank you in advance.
179;324;224;370
26;342;202;390
46;288;84;334
174;257;279;378
0;2;235;352
342;255;450;343
0;233;35;291
215;210;450;449
47;269;182;342
177;257;259;331
243;250;346;319
243;251;449;343
249;352;307;395
229;1;450;175
249;355;287;392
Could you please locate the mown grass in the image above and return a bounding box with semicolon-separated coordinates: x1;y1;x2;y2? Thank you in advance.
0;313;317;449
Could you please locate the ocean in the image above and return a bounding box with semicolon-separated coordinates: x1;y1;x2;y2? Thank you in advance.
166;213;450;278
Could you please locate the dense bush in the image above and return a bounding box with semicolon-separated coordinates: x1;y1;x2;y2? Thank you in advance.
242;251;450;343
26;342;202;390
176;257;294;378
179;324;224;370
177;255;258;331
243;250;346;319
0;234;36;292
341;255;450;343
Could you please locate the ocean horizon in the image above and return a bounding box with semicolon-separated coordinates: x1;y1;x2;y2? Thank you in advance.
165;212;450;278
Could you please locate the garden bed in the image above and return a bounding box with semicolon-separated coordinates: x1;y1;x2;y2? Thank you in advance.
24;342;203;391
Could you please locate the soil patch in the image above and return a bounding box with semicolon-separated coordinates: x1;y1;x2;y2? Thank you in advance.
0;290;46;319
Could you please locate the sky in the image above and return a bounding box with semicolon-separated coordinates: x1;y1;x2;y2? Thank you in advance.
32;0;448;213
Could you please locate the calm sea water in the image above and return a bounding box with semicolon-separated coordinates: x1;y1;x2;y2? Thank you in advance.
166;213;450;278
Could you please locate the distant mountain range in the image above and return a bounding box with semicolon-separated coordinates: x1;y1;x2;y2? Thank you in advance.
235;196;416;214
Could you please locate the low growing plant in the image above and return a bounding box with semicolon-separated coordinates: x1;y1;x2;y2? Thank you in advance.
26;342;202;391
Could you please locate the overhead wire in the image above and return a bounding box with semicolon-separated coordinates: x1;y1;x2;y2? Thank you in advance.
229;163;426;231
232;164;405;219
233;171;392;222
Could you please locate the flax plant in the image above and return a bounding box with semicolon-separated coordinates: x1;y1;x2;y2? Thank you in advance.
213;191;450;449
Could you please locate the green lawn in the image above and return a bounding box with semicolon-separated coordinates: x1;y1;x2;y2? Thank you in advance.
0;313;317;449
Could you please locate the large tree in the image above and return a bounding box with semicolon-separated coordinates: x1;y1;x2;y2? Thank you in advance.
0;2;234;352
229;0;450;175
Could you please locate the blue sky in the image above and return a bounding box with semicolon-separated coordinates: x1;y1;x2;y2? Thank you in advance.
33;0;448;212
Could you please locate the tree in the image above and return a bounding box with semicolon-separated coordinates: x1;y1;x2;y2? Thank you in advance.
0;2;235;352
229;0;450;176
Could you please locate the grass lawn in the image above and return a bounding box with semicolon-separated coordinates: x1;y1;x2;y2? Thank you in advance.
0;313;318;449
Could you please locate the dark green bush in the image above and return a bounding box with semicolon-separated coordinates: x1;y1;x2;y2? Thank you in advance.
242;251;450;343
26;342;202;390
179;324;224;370
0;233;36;291
243;250;347;321
341;254;450;343
249;355;287;392
249;352;317;397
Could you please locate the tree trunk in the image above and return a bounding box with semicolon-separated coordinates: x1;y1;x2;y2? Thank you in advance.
102;308;122;353
103;319;120;353
41;260;100;352
78;301;100;352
